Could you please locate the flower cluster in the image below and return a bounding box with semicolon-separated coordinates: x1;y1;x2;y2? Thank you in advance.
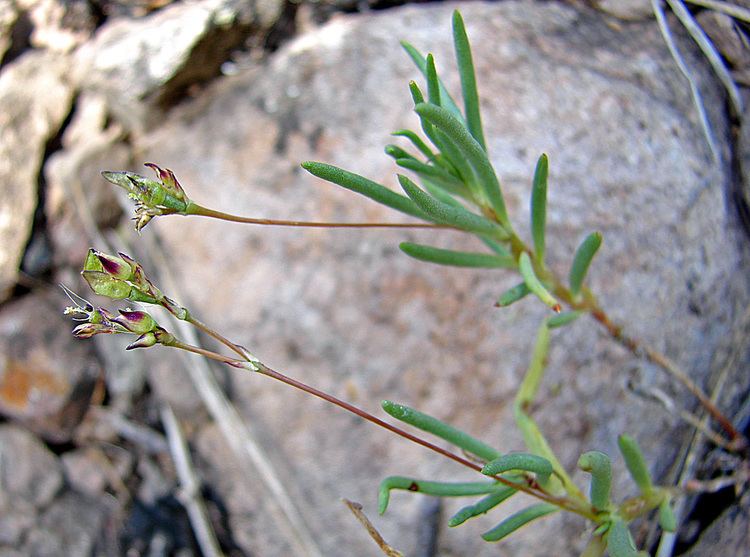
102;163;190;231
64;292;173;350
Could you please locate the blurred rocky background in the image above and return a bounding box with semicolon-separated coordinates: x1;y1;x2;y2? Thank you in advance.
1;0;749;555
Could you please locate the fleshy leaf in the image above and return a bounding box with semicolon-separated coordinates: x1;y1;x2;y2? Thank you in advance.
530;154;548;263
481;453;553;485
518;252;561;312
452;10;486;150
577;451;612;510
569;232;602;296
378;476;503;515
481;503;558;542
399;243;514;268
448;487;517;527
618;435;653;493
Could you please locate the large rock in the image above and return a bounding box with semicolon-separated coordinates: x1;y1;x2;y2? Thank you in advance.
0;49;74;301
0;290;100;441
74;0;284;134
113;1;745;555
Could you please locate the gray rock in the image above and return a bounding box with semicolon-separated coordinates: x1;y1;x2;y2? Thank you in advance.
23;491;109;557
0;291;100;441
18;0;96;52
61;448;110;496
74;0;284;134
593;0;653;20
107;1;747;555
0;495;35;546
0;49;74;301
0;425;62;508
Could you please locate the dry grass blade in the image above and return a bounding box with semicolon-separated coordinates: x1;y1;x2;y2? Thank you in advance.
666;0;744;115
685;0;750;23
161;403;224;557
343;499;405;557
652;0;720;160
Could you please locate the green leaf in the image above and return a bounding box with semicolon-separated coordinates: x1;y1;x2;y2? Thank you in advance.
577;451;612;510
547;311;582;329
425;53;441;106
400;243;514;268
392;129;436;162
481;503;558;542
415;103;509;226
394;158;468;198
606;520;644;557
530;154;549;263
401;41;464;120
481;453;553;484
481;237;511;258
398;174;506;238
385;144;417;162
382;400;500;462
452;10;486;151
378;476;503;514
448;487;517;527
409;80;425;105
617;435;653;493
658;497;677;532
495;282;530;307
569;232;603;296
518;252;561;312
301;162;427;220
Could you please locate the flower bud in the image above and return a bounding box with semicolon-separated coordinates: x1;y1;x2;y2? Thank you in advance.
81;270;132;299
72;322;118;338
112;309;157;334
95;251;135;280
126;332;158;350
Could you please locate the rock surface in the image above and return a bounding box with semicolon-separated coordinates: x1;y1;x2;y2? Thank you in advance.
0;49;74;301
135;2;747;555
0;0;748;556
74;0;284;134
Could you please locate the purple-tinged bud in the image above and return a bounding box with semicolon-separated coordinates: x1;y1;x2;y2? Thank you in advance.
126;332;157;350
112;310;157;334
144;163;186;200
95;251;135;280
72;322;118;338
81;270;132;299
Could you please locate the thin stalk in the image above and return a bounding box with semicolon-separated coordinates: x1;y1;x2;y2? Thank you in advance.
186;203;449;230
186;315;251;361
169;339;597;520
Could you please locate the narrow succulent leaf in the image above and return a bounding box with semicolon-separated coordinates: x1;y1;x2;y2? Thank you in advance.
481;237;511;258
398;174;506;238
481;503;558;542
481;453;553;484
513;322;582;498
495;282;530;307
569;231;603;296
394;158;468;198
400;243;515;269
378;476;503;514
401;41;464;120
415;103;509;225
392;129;436;161
301;162;428;220
547;311;582;329
385;145;417;162
606;520;643;557
409;80;425;104
448;487;517;527
425;53;441;106
658;498;677;532
422;179;466;207
518;252;561;312
382;400;500;461
452;10;486;150
581;535;608;557
430;127;479;190
577;451;612;510
617;435;653;493
530;154;549;263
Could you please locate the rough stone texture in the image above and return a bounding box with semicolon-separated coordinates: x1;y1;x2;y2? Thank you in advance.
45;92;128;270
17;0;96;52
0;425;62;508
683;490;750;557
131;2;748;555
594;0;652;20
696;10;750;72
0;290;100;441
74;0;284;134
0;49;74;301
22;491;110;557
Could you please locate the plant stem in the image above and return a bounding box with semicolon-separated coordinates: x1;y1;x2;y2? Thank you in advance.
186;203;450;230
186;315;251;361
168;339;596;520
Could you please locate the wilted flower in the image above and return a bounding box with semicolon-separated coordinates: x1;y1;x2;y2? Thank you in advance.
101;163;191;231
